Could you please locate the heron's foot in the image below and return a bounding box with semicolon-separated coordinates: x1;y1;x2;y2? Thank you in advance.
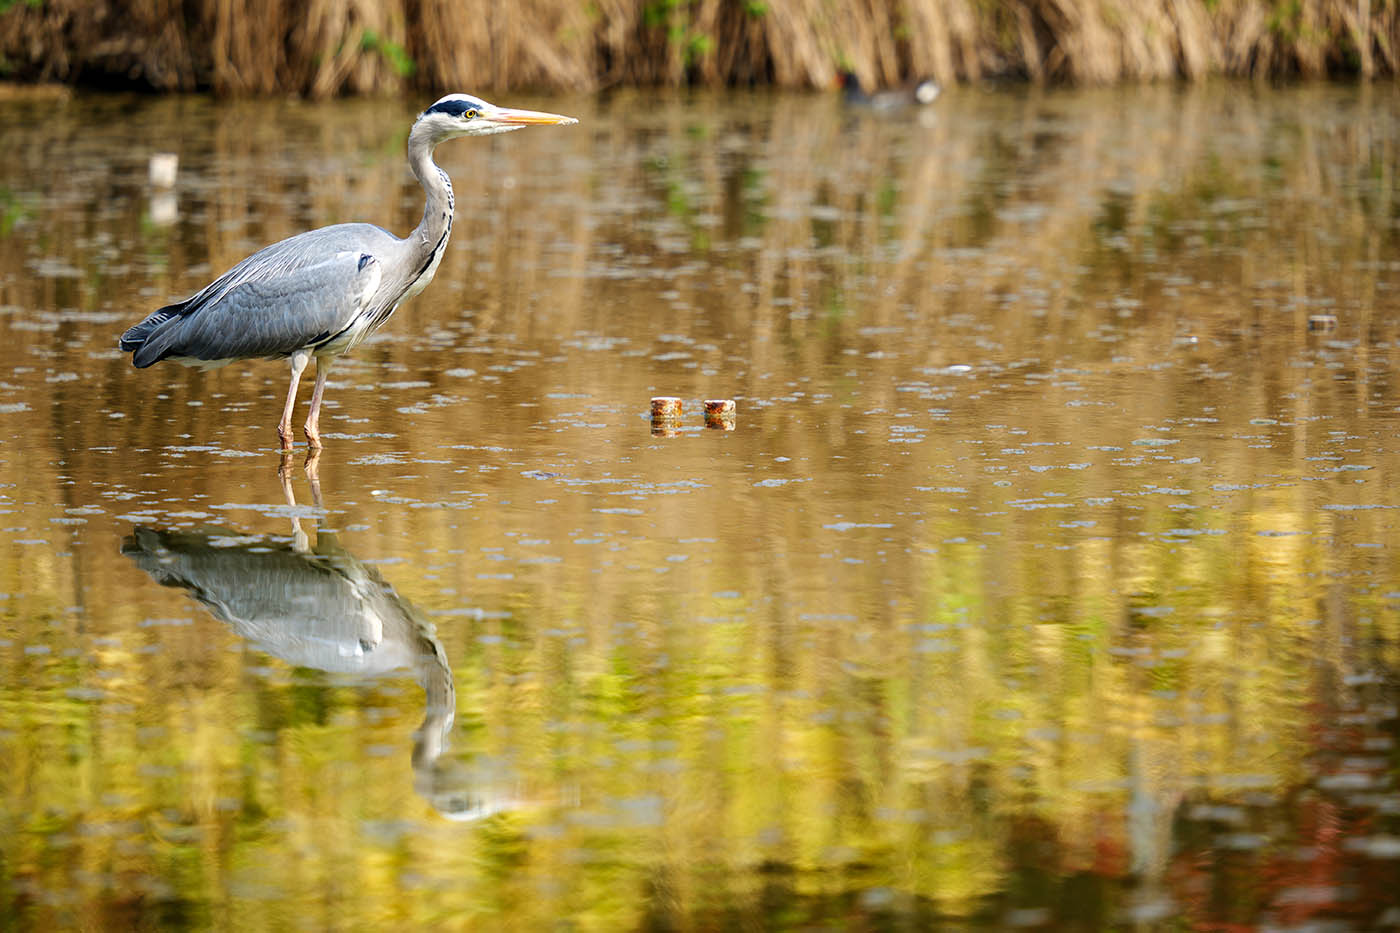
277;422;295;452
304;425;322;450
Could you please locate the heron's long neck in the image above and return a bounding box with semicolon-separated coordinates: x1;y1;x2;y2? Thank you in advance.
405;128;455;285
412;632;456;769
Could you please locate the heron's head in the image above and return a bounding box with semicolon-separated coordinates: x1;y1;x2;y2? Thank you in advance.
413;93;578;144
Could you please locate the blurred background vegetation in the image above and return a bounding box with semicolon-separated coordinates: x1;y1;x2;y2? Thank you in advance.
0;0;1396;97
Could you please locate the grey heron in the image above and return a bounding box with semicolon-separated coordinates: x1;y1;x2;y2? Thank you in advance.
119;94;578;451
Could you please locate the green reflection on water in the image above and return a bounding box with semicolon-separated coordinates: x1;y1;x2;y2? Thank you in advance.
0;84;1398;928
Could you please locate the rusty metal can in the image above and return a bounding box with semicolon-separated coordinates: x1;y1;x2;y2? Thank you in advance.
704;398;736;430
651;396;683;419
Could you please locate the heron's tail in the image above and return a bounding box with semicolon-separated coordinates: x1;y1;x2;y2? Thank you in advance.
119;301;189;367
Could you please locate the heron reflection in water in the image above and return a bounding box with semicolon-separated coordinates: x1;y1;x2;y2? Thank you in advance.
121;469;514;821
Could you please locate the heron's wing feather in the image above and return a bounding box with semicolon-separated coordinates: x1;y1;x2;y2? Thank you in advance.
126;246;383;367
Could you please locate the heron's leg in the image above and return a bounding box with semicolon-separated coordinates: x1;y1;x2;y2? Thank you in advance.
304;356;333;449
277;350;310;451
278;455;311;552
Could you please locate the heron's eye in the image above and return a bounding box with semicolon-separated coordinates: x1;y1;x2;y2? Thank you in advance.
464;109;479;120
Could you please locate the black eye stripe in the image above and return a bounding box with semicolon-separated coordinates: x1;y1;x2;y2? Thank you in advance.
422;98;483;118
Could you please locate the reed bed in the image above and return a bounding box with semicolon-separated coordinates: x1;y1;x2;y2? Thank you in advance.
1;0;1396;96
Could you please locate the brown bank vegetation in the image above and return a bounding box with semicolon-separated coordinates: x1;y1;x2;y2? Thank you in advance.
0;0;1397;97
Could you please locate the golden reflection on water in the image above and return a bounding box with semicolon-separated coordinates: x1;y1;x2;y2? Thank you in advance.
0;85;1398;927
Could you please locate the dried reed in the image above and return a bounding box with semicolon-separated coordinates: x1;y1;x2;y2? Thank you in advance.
0;0;1396;96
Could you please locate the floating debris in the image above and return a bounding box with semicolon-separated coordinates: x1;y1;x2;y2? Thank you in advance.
651;396;684;436
704;399;735;416
651;396;683;419
1308;313;1338;333
148;153;179;188
704;398;736;431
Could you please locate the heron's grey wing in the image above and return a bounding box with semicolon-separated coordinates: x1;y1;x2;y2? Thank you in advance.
125;248;383;367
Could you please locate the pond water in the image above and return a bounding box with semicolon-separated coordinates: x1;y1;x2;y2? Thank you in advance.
1;83;1398;928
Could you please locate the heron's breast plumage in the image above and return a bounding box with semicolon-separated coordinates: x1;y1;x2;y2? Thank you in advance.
397;168;454;305
315;168;454;355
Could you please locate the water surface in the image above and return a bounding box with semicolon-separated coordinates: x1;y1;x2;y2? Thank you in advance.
1;85;1398;929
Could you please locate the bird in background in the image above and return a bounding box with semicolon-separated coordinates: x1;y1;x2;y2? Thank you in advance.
838;69;940;110
120;94;578;452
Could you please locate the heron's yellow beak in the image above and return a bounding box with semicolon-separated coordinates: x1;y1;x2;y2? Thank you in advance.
489;107;579;126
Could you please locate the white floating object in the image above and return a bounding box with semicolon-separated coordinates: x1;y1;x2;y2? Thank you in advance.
148;152;179;188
